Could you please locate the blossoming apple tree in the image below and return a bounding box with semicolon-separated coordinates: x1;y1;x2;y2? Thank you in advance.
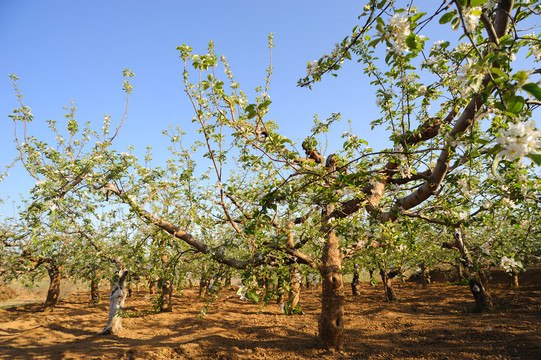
3;0;541;351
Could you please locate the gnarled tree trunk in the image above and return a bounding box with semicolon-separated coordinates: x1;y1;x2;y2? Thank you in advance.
43;264;62;312
99;269;128;335
318;228;344;350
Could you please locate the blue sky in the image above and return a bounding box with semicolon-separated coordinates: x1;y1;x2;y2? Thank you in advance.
1;0;391;217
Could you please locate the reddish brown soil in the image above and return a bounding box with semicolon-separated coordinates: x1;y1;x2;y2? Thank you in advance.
1;279;540;360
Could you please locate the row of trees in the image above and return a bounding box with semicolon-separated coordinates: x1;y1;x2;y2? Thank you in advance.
1;0;540;350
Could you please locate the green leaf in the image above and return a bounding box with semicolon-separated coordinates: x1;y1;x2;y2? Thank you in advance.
470;0;488;6
410;12;426;24
368;38;381;48
439;11;455;24
451;16;460;30
475;138;490;145
528;153;541;166
406;34;419;50
506;95;525;114
522;83;541;101
246;291;259;303
499;34;513;45
491;67;508;80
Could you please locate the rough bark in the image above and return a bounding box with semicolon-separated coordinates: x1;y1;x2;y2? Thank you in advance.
43;264;62;312
380;269;398;302
99;269;128;335
351;264;361;296
90;278;100;303
318;227;344;350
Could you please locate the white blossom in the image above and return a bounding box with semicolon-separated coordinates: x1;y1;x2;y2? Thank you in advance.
495;119;541;161
388;13;411;54
501;197;516;209
463;7;482;33
338;188;355;197
500;256;521;273
306;60;319;76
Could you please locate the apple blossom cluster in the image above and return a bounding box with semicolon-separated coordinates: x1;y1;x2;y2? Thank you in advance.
463;7;482;33
495;119;541;161
306;60;319;77
457;59;487;94
500;256;522;273
388;14;410;54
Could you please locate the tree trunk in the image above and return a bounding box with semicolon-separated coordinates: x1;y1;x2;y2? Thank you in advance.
469;278;494;311
276;272;286;305
368;269;376;286
43;264;62;312
99;269;128;335
380;269;398;302
351;264;361;296
455;264;465;281
285;263;301;314
199;263;209;297
156;280;173;312
148;278;157;295
511;271;519;288
420;262;430;289
318;229;344;350
453;229;493;311
91;278;100;303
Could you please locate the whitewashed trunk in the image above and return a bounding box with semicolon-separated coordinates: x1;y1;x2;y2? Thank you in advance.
99;269;128;335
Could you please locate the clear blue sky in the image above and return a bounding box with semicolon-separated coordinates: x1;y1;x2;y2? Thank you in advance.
2;0;392;217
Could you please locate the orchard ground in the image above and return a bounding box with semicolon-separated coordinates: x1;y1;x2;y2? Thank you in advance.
1;269;540;360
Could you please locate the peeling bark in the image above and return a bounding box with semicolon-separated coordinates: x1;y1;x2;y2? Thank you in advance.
99;269;128;335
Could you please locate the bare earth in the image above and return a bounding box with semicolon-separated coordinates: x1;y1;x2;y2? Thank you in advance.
1;275;540;360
